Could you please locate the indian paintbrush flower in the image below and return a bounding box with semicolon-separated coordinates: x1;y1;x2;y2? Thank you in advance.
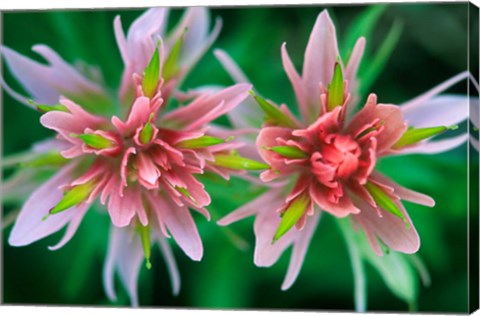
1;7;260;306
217;9;472;292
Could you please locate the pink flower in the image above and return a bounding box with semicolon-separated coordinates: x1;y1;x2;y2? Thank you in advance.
2;7;258;306
218;9;471;290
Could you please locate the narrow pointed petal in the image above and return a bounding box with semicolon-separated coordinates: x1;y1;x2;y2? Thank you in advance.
157;235;181;296
347;99;407;153
163;83;251;130
402;95;469;128
311;187;360;217
48;203;89;250
103;225;121;302
370;172;434;207
253;203;297;267
113;15;128;64
281;211;320;290
401;71;470;110
1;45;104;105
115;228;144;307
281;43;307;121
352;196;420;255
168;7;209;66
218;189;283;226
345;37;366;85
392;134;468;155
214;49;265;129
126;8;169;70
156;195;203;261
302;10;340;119
8;163;80;247
214;49;249;83
107;188;139;227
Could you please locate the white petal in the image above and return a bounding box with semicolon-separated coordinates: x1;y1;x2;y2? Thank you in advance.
281;212;320;290
8;163;80;247
157;235;181;296
402;95;469;128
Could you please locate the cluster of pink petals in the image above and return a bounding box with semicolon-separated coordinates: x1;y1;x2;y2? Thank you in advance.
218;10;471;290
2;7;251;306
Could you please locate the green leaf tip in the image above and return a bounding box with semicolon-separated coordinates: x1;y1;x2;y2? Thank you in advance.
163;29;187;80
273;192;310;242
364;181;407;225
392;125;450;149
212;154;269;170
176;186;197;205
250;91;296;128
138;224;152;270
327;62;344;111
50;181;96;215
268;146;308;159
142;48;160;98
177;135;227;149
20;151;69;168
30;99;69;113
78;133;116;150
139;113;155;145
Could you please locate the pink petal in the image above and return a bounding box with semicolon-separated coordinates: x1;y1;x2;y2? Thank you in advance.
1;45;104;105
126;8;169;71
281;43;307;122
107;187;140;227
167;7;209;66
392;134;468;155
347;96;407;154
8;163;80;246
401;71;470;110
48;203;89;251
302;10;340;120
345;37;366;85
253;198;298;267
163;83;251;130
214;49;249;83
402;95;468;128
156;235;181;296
344;37;366;120
217;188;284;226
174;168;211;207
309;181;360;217
40;98;106;142
256;126;296;175
112;96;152;135
136;152;161;189
103;226;144;307
352;196;420;255
155;195;203;261
213;50;265;130
370;172;435;207
281;211;321;290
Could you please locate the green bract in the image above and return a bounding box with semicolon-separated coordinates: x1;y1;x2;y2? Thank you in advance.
49;181;96;215
177;136;227;149
392;125;454;149
142;48;160;98
273;193;310;242
327;63;344;111
250;91;297;128
364;181;406;223
212;154;269;170
77;133;116;150
269;146;308;159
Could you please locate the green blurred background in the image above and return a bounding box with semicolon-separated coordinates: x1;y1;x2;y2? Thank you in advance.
1;3;478;312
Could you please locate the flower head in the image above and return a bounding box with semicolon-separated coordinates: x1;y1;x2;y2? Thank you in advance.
218;9;470;291
2;7;257;306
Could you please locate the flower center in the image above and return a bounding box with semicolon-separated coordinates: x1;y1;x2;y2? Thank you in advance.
310;134;361;186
